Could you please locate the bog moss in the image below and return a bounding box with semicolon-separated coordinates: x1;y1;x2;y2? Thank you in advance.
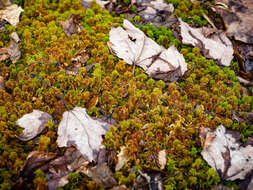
0;0;252;189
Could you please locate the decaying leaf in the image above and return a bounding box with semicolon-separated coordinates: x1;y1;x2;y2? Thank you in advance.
65;49;90;75
0;0;11;8
158;150;166;170
115;146;129;171
179;18;233;66
0;76;5;90
0;32;21;63
16;110;53;141
214;0;253;44
21;151;57;178
19;147;89;190
232;111;253;125
0;4;23;26
57;107;110;162
82;163;117;188
87;96;99;109
8;32;21;63
47;147;89;190
200;125;253;180
109;19;187;82
111;185;128;190
60;14;83;37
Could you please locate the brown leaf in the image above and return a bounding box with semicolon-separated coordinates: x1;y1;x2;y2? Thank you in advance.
88;96;99;109
0;76;5;90
21;151;57;178
60;14;83;37
214;0;253;44
82;163;117;188
0;47;10;61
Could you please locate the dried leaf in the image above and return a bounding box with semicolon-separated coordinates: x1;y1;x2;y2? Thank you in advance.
8;32;21;63
110;185;128;190
115;146;129;171
21;151;57;178
88;96;99;109
60;14;83;37
82;163;117;187
0;4;23;26
57;107;110;162
0;76;5;91
158;150;166;170
0;0;11;8
16;110;53;141
0;32;21;63
0;48;10;61
200;125;253;180
179;18;233;66
109;19;187;82
214;0;253;44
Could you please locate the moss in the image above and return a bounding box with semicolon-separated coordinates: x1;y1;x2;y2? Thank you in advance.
0;0;252;189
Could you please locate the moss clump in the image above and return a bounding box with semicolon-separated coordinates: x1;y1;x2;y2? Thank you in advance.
0;0;252;189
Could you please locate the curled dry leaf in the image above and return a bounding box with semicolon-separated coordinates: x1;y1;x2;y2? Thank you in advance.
200;125;253;180
82;163;117;188
57;107;110;162
0;32;21;63
115;146;129;171
21;151;57;178
16;110;53;141
0;76;5;90
19;147;89;190
0;4;23;26
109;19;187;82
179;18;233;66
214;0;253;44
60;14;83;37
158;150;166;170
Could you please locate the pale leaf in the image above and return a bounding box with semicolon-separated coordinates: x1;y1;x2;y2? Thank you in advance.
0;4;23;26
16;110;53;141
56;107;110;162
115;146;129;171
200;125;253;180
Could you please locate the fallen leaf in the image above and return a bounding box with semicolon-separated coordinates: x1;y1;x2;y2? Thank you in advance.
0;76;5;90
0;32;21;63
0;4;23;26
232;111;253;125
16;110;53;141
8;32;21;63
57;107;110;162
214;0;253;44
115;146;129;171
19;147;89;190
109;19;187;82
179;18;233;66
21;151;57;178
47;147;89;190
0;0;11;8
60;14;83;37
0;48;9;61
158;150;166;170
200;125;253;180
87;96;99;109
82;163;117;187
110;185;128;190
236;76;253;87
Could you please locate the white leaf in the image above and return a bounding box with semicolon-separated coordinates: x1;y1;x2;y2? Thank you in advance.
0;4;23;26
200;125;253;180
109;19;187;82
179;18;233;67
16;110;53;141
158;150;166;170
56;107;110;162
115;146;129;171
